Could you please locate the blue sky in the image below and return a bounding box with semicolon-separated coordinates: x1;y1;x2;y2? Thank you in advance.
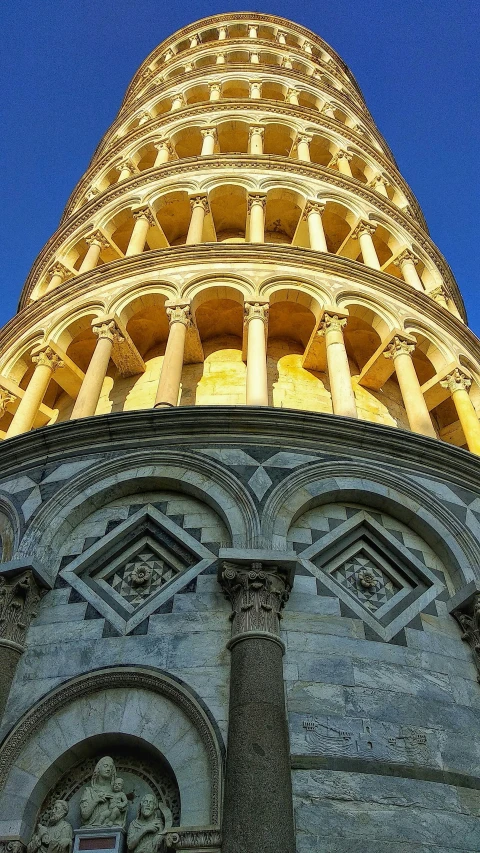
1;0;479;333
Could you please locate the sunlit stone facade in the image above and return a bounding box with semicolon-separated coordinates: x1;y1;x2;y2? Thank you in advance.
0;13;480;853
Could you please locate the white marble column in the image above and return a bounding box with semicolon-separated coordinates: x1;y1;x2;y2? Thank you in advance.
153;139;173;165
394;250;424;291
303;201;327;251
384;337;436;437
171;93;185;111
440;370;480;455
248;194;266;243
369;173;389;197
286;88;299;105
201;127;217;155
248;126;264;155
71;321;123;420
126;207;155;256
331;149;353;176
154;305;191;408
319;314;357;418
79;232;109;273
186;195;209;245
6;347;63;438
244;302;269;405
117;160;134;182
249;81;262;99
209;83;222;101
352;220;381;270
46;263;70;291
296;133;312;162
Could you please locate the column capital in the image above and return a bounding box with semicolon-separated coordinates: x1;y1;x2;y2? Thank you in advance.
249;24;258;37
208;82;222;95
0;568;46;650
116;159;134;176
132;205;156;226
429;285;449;305
318;313;347;335
244;301;269;325
247;193;267;212
153;137;173;153
394;249;418;267
303;200;325;219
189;34;200;48
0;388;16;417
331;149;353;164
248;124;265;139
249;80;262;94
281;56;293;68
276;30;287;42
92;319;124;344
48;262;70;282
383;335;415;361
200;126;218;140
138;110;152;123
369;173;389;191
31;346;64;372
85;230;109;248
189;194;209;213
440;369;472;394
217;25;228;38
219;561;292;646
249;51;260;63
166;303;192;327
321;101;336;114
453;592;480;681
351;219;377;240
297;132;313;145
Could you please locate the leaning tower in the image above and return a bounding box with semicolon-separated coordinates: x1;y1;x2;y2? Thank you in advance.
1;12;480;853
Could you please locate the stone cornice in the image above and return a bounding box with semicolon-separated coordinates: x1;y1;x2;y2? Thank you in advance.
92;66;381;167
22;157;453;308
123;13;361;103
8;246;473;357
0;407;478;494
64;101;409;223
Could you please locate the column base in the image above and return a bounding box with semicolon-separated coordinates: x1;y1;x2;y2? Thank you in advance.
153;402;175;409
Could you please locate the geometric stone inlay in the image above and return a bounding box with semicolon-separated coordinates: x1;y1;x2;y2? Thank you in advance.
298;511;445;641
60;505;216;634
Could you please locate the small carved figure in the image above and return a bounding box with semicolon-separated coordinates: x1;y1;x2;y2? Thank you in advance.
79;756;117;827
27;801;72;853
127;794;165;853
104;777;129;827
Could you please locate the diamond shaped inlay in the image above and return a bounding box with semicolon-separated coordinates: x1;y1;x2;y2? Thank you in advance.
60;505;216;634
333;552;399;612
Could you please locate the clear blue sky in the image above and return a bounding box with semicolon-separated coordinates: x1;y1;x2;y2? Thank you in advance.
1;1;479;333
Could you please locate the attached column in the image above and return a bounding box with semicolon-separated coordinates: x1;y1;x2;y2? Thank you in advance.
394;250;424;291
153;139;173;166
248;193;266;243
6;346;63;438
79;231;108;273
244;302;269;406
0;566;48;720
201;127;217;156
186;195;209;245
249;80;262;99
154;304;191;408
319;313;357;418
331;149;353;176
248;125;264;155
303;201;327;251
71;320;123;420
125;207;155;256
296;133;312;162
209;82;222;101
440;370;480;455
219;560;296;853
352;220;381;270
384;337;436;437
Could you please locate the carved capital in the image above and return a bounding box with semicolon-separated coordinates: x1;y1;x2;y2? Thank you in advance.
383;336;415;361
85;230;109;248
369;174;389;190
132;206;155;226
430;285;449;305
453;592;480;682
48;262;70;282
0;389;16;417
351;220;377;240
0;570;45;648
208;82;222;95
394;249;418;268
32;347;64;372
303;200;325;219
247;193;267;213
249;81;262;94
249;125;265;140
153;138;172;153
244;301;269;325
297;133;313;145
201;126;217;140
331;149;353;164
440;369;472;394
166;304;192;327
318;313;347;336
321;102;336;114
116;160;134;176
220;562;291;641
92;320;124;344
281;56;293;68
138;111;152;123
189;195;209;213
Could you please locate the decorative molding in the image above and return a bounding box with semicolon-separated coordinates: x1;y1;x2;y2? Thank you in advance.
164;828;222;850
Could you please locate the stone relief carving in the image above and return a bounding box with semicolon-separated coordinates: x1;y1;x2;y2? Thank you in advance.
79;756;120;827
127;794;171;853
453;592;480;682
0;570;44;647
27;802;73;853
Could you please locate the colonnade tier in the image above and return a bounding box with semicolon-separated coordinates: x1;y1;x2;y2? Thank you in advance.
2;279;480;452
64;107;421;224
26;175;460;315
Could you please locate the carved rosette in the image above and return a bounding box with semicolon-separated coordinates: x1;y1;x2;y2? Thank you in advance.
220;562;292;645
453;592;480;682
0;570;45;649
